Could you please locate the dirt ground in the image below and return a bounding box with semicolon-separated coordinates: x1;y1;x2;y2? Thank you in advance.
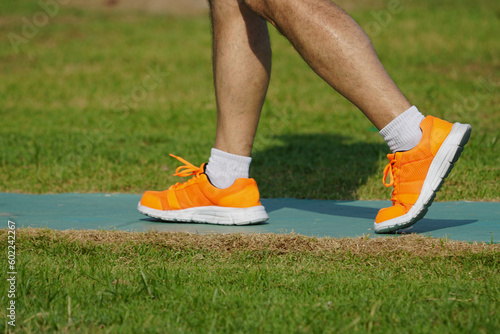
70;0;384;16
72;0;210;16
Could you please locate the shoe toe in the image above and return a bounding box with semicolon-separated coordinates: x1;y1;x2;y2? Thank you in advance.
375;204;409;224
140;191;164;210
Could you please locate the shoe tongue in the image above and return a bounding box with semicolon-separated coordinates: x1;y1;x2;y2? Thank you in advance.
201;162;217;188
202;163;217;187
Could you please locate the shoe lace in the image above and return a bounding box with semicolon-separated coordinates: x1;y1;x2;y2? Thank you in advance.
383;154;400;204
168;154;204;190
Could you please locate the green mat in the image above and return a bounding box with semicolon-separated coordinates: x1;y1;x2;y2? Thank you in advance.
1;193;498;243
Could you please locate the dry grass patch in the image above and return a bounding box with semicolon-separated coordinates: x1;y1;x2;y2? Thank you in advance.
8;228;499;258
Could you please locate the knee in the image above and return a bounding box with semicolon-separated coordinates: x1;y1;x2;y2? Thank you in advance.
208;0;271;20
207;0;268;10
208;0;246;20
241;0;269;14
208;0;235;10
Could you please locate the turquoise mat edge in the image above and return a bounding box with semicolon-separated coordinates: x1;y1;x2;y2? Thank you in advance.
1;193;498;243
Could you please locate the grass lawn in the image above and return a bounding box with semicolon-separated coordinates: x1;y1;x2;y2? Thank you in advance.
0;0;498;200
0;0;499;333
1;229;499;333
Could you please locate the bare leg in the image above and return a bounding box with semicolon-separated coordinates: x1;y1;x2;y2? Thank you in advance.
210;0;272;157
242;0;412;129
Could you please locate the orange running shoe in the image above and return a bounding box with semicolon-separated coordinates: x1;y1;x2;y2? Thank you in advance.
138;154;269;225
374;116;471;233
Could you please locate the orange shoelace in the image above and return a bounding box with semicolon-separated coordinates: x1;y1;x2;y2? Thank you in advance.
168;154;204;190
383;154;400;204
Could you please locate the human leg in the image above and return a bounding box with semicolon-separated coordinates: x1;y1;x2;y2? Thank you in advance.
137;0;271;225
211;0;271;157
204;0;272;189
241;0;471;232
242;0;411;129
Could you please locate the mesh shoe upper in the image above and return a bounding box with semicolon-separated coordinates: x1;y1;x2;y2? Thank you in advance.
375;116;453;224
140;154;262;211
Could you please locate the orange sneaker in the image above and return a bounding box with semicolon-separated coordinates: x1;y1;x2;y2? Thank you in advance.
374;116;471;233
138;154;269;225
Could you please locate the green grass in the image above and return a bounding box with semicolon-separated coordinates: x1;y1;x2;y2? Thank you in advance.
1;229;499;333
0;0;498;200
0;2;499;332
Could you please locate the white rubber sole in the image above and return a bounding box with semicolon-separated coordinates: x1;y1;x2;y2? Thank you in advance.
137;203;269;226
374;122;472;234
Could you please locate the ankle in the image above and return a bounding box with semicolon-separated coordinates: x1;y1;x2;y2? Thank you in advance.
205;148;252;189
379;106;425;153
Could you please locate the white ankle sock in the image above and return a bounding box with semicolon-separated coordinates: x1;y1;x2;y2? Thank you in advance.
205;148;252;189
379;106;425;153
